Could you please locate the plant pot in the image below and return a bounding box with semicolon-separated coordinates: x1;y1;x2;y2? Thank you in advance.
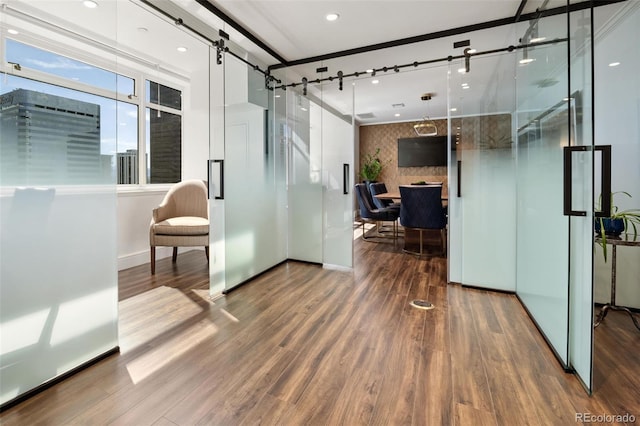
594;218;625;236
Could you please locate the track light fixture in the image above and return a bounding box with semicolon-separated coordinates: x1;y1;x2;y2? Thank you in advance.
337;71;343;91
302;77;308;96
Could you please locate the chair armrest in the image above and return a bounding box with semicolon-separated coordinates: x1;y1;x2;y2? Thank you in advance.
153;203;173;223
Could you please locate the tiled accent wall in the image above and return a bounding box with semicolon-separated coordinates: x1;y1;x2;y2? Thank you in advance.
358;114;511;195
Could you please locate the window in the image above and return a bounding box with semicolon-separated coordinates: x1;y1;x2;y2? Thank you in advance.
145;81;182;183
2;39;183;185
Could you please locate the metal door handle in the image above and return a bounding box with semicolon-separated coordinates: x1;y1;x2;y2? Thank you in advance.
208;159;224;200
343;163;350;195
563;145;611;216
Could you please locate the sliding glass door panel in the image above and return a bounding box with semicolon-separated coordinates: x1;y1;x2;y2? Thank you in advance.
567;7;595;393
285;62;354;268
222;55;287;290
286;88;323;263
317;75;354;269
448;53;517;291
514;7;596;389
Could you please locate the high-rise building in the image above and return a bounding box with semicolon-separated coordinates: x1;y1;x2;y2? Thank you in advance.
117;149;139;184
0;89;103;185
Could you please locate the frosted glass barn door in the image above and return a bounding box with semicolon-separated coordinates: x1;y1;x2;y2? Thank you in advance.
285;65;354;269
317;79;354;269
220;55;287;291
448;53;517;291
515;8;595;391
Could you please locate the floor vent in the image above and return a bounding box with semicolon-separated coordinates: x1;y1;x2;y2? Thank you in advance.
410;299;434;310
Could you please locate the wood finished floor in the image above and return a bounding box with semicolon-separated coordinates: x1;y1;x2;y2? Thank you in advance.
1;233;639;425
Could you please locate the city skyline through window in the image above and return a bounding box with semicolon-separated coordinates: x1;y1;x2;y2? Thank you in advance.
1;39;182;185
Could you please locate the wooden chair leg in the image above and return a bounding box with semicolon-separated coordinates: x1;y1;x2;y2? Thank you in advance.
172;247;178;262
204;246;209;261
150;246;156;275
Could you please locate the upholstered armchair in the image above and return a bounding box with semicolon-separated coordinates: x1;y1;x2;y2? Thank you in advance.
368;182;401;210
149;180;209;274
399;185;447;256
355;183;399;242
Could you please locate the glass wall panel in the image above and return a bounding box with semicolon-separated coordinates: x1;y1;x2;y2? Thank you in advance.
6;39;134;96
0;5;118;406
593;1;640;395
222;55;287;289
515;12;571;366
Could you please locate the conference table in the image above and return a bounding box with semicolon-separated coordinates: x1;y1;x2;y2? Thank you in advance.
374;192;448;202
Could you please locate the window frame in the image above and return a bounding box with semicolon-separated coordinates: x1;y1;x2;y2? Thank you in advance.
1;31;185;188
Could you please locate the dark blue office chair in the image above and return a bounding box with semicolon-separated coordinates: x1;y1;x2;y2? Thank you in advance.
355;183;399;242
369;182;401;210
399;185;447;256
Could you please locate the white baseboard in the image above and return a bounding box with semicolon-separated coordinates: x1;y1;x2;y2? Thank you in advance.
118;247;204;271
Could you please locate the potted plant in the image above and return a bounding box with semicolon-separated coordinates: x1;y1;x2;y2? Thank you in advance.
595;191;640;261
360;148;386;183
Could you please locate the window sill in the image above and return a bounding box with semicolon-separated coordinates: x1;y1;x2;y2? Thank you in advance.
117;184;174;196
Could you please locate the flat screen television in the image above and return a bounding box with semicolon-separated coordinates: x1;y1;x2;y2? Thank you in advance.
397;136;449;167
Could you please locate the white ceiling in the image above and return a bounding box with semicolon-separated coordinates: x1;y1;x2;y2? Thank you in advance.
212;0;564;63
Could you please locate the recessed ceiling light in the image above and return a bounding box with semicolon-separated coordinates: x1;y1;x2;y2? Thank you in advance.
371;79;379;85
7;29;19;35
394;113;401;117
519;58;535;64
462;85;470;89
301;107;308;111
457;68;467;74
275;95;281;98
177;47;188;52
366;69;374;73
608;62;620;67
326;13;339;22
83;0;98;8
450;108;457;112
530;37;546;43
